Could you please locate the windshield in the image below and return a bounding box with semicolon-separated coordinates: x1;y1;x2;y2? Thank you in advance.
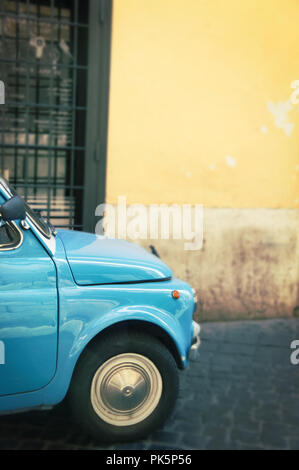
0;176;54;239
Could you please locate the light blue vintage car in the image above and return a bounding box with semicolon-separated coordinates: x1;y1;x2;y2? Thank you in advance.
0;176;200;442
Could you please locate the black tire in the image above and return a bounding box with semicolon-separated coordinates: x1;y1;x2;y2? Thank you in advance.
67;330;179;443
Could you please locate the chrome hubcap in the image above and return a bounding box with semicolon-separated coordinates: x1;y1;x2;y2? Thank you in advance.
90;353;163;426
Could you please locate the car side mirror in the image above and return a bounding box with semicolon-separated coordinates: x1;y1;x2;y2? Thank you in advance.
0;195;26;222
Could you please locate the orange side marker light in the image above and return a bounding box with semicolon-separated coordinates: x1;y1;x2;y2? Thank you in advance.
172;290;180;299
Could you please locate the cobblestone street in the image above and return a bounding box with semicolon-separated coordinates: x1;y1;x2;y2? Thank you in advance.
0;318;298;450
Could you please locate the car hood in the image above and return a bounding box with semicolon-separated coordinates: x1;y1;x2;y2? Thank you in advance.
57;230;173;285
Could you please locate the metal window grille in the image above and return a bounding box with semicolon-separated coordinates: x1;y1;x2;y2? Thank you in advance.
0;0;89;230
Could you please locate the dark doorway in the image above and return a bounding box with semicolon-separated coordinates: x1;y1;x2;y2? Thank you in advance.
0;0;112;231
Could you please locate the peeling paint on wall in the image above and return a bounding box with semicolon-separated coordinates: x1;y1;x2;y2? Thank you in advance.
267;100;294;136
226;156;236;168
290;80;299;105
267;80;299;136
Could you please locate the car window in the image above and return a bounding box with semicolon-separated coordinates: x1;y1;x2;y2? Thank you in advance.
24;202;52;240
0;177;53;240
0;221;22;250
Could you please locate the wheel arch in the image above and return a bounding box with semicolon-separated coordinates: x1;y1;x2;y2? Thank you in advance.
74;319;184;372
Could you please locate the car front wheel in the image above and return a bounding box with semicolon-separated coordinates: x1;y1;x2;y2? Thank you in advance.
68;330;179;443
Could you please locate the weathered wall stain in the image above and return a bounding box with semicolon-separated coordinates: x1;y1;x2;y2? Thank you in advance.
135;208;299;322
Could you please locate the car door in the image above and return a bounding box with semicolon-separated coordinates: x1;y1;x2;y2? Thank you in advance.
0;218;58;396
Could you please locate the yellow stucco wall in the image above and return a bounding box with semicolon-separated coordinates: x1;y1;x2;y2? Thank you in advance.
106;0;299;208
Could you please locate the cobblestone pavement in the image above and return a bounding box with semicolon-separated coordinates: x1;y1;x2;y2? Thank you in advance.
0;318;298;450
